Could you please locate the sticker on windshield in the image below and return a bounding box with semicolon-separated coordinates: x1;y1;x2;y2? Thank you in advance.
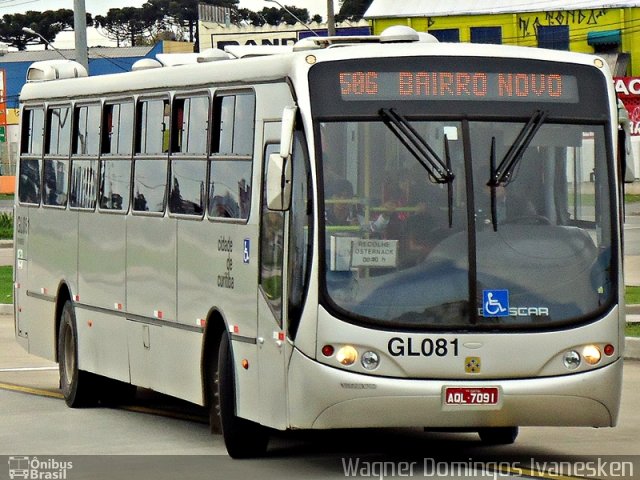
482;290;509;317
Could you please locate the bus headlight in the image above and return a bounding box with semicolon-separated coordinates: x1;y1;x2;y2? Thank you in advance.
361;351;380;370
563;350;581;370
336;346;358;366
582;345;602;365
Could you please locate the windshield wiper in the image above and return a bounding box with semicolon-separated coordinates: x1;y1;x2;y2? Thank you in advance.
379;108;455;184
487;109;547;188
486;110;547;231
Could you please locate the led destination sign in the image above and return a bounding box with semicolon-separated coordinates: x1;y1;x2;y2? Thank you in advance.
339;71;579;103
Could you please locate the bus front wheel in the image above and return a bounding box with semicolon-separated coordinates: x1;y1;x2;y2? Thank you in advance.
478;427;519;445
216;330;269;458
58;300;98;407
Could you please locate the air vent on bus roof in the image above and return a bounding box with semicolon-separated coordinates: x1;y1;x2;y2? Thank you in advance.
131;58;163;71
197;48;231;62
379;26;438;43
26;59;88;82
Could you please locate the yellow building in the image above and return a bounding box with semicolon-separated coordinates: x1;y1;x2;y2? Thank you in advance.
365;0;640;76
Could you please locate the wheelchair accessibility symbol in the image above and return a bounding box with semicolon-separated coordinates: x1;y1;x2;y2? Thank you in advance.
482;290;509;317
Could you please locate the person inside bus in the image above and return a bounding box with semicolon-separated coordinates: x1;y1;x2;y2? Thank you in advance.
325;178;390;233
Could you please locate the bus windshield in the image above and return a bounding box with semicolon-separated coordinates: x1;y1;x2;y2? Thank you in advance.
319;118;614;330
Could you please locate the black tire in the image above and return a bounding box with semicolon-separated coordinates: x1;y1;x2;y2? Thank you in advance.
58;300;98;407
216;330;269;458
478;426;519;445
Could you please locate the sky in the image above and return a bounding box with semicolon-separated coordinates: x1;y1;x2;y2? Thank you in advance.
0;0;333;48
0;0;330;18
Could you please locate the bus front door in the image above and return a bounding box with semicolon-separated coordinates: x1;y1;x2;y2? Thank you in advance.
256;128;289;429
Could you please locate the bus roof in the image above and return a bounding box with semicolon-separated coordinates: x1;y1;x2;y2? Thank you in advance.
19;29;608;104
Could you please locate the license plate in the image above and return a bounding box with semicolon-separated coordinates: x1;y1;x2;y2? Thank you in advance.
444;387;499;405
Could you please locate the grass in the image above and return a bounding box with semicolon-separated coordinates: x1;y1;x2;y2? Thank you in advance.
625;285;640;305
626;323;640;337
0;212;12;240
0;266;12;304
625;193;640;203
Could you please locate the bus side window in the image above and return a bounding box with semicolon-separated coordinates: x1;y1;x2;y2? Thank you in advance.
43;106;71;207
133;98;170;214
100;160;131;211
99;101;133;212
70;104;100;210
169;95;208;216
209;92;255;220
18;107;44;204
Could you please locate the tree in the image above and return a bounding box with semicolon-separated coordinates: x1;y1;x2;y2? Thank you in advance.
259;6;310;26
336;0;373;22
94;7;157;47
0;10;74;51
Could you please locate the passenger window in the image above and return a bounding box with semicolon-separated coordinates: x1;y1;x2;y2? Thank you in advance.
42;159;68;207
73;104;100;156
137;98;170;154
133;159;167;213
102;102;134;155
212;93;255;155
169;160;206;215
172;96;208;154
21;108;44;156
209;92;255;220
46;106;71;156
100;159;131;211
18;159;40;204
70;159;97;209
208;160;251;219
19;107;44;204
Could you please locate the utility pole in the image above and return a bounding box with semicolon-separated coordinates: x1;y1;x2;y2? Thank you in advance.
327;0;336;36
74;0;89;72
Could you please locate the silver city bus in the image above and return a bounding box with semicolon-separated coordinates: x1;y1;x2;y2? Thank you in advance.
14;26;626;457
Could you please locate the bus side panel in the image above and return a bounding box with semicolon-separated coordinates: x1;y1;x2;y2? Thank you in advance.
128;323;204;405
75;310;130;383
176;220;219;329
77;211;129;381
78;212;127;311
126;215;177;388
24;207;77;361
176;219;262;408
14;205;30;348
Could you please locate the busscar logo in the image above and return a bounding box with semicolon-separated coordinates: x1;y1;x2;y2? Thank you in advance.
8;456;73;479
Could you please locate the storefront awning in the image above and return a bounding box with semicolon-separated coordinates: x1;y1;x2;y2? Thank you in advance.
587;30;622;46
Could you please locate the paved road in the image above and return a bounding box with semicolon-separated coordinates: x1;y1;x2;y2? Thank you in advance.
1;314;639;479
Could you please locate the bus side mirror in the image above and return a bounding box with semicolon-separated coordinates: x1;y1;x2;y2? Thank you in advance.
279;106;297;158
266;106;297;211
266;153;292;211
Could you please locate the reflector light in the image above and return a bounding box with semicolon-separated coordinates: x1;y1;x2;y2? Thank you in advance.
241;359;249;369
604;344;615;356
322;345;334;357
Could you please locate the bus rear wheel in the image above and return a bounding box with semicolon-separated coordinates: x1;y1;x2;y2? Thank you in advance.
478;427;519;445
58;300;98;407
216;330;269;458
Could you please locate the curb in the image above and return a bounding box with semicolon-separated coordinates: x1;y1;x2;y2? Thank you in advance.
0;240;12;249
0;304;12;315
625;337;640;360
627;304;640;315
